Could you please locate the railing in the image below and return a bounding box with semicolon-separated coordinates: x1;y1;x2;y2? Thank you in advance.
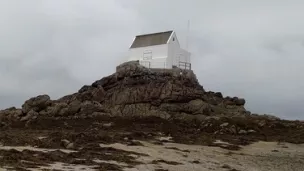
139;61;151;68
139;60;191;70
178;61;191;70
139;61;167;69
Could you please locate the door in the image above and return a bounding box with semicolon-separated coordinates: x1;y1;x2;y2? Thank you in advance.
143;50;152;60
141;50;152;68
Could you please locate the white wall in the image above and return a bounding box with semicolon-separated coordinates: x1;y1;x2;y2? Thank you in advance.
167;32;191;69
128;44;169;68
167;32;181;67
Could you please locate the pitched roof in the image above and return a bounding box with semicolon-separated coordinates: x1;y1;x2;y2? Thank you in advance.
130;31;173;48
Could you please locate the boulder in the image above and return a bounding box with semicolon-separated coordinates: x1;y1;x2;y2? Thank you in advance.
184;99;211;115
78;85;93;93
65;100;81;115
76;87;105;102
22;95;52;113
214;92;223;98
21;110;38;122
115;60;150;79
235;98;246;106
0;107;23;119
224;100;235;106
40;103;68;116
79;101;105;116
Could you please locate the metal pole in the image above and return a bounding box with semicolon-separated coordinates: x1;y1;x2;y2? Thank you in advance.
186;20;190;51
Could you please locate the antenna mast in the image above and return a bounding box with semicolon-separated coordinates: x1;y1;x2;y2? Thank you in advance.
186;20;190;50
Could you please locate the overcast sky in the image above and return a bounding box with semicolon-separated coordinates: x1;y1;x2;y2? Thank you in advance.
0;0;303;120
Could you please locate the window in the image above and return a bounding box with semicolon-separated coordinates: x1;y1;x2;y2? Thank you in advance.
173;37;175;41
143;50;152;60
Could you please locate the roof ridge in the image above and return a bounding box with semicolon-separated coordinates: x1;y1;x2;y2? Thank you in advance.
135;30;174;37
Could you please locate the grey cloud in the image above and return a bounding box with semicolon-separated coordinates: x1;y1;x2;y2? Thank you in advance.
0;0;141;108
1;0;304;120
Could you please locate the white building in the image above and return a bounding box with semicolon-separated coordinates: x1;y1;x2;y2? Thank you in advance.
128;30;191;70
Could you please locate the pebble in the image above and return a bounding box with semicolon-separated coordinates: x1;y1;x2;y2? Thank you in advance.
220;123;229;127
238;130;247;134
102;122;113;128
248;129;256;133
66;143;75;149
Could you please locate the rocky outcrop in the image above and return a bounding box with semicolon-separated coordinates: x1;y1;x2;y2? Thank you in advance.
22;95;52;113
0;107;22;122
0;61;250;122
